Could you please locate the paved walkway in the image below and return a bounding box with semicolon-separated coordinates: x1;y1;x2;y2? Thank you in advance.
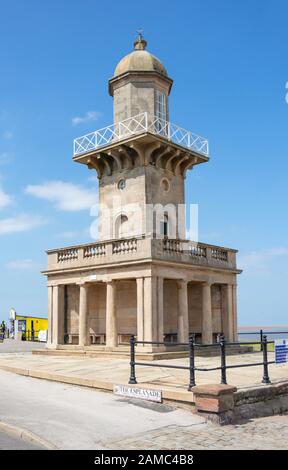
0;350;287;401
0;339;45;353
106;414;288;450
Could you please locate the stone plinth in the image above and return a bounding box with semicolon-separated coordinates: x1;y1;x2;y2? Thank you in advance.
192;384;237;425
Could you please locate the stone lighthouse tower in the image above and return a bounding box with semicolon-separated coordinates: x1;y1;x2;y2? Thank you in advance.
44;35;240;356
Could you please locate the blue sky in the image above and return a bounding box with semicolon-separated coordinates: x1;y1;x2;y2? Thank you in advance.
0;0;287;325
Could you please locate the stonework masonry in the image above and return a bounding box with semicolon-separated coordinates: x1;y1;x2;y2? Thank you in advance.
43;35;241;356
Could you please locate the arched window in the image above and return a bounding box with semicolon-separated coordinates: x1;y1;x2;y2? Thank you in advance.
115;214;129;239
160;213;168;237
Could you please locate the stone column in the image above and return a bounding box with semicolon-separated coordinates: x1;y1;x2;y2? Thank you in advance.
221;284;234;342
106;280;117;348
79;283;89;348
157;277;164;343
202;282;213;344
136;277;144;345
47;285;53;347
177;280;189;343
143;276;158;351
51;285;64;348
232;284;238;342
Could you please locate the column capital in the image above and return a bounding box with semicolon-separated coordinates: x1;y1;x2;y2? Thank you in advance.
77;281;89;287
202;281;212;287
105;279;118;286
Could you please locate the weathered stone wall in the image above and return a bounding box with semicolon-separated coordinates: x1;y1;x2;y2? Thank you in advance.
116;280;137;335
87;281;137;336
99;167;146;239
188;283;223;337
188;283;202;334
88;283;106;335
163;280;178;334
234;381;288;420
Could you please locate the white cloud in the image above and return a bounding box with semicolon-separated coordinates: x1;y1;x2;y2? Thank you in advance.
7;259;39;270
0;152;12;165
3;130;13;140
25;180;98;211
0;214;46;235
72;111;101;126
57;228;90;239
239;247;288;275
0;187;12;209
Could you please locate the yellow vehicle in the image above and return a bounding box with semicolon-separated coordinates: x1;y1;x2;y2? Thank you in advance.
9;310;48;341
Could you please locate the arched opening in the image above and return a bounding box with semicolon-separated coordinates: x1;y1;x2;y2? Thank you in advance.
160;213;168;237
115;214;129;239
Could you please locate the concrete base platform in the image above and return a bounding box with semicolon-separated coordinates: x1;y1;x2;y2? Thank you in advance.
0;351;286;410
33;344;253;360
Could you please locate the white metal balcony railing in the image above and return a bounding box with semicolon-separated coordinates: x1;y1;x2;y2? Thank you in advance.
73;113;209;157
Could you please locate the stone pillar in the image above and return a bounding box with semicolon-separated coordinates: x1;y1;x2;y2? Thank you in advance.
51;285;64;348
157;277;164;343
221;285;228;339
177;280;189;343
143;276;158;351
221;284;234;342
47;286;53;347
106;280;117;348
192;384;237;425
79;283;89;348
232;284;238;342
136;277;144;344
202;282;213;344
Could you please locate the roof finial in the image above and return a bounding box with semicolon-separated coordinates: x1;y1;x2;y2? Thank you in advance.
134;28;147;50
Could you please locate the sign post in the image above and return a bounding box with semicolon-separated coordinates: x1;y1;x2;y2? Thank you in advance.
275;339;288;365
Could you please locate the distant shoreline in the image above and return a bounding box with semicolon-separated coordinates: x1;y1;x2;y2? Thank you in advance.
239;325;288;330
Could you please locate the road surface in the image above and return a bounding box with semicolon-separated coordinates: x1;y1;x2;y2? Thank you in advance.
0;429;44;450
0;369;203;449
0;369;287;450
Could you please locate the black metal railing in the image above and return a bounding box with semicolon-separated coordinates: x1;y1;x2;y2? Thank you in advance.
129;334;274;391
238;329;288;350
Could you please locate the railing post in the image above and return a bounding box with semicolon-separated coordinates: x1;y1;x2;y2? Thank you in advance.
262;335;271;384
220;334;227;385
129;335;137;384
188;131;191;148
188;333;196;390
260;329;263;351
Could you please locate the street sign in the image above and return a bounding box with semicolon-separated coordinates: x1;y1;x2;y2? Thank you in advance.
275;339;288;365
113;384;162;403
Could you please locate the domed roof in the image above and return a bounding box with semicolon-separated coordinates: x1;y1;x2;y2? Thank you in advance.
114;35;168;78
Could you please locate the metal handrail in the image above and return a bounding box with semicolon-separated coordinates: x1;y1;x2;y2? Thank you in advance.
73;112;209;157
128;334;273;391
238;329;288;351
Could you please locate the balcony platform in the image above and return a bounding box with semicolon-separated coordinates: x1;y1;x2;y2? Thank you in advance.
44;237;240;275
72;113;209;179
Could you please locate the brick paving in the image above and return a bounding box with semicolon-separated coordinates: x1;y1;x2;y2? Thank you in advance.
105;414;288;450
